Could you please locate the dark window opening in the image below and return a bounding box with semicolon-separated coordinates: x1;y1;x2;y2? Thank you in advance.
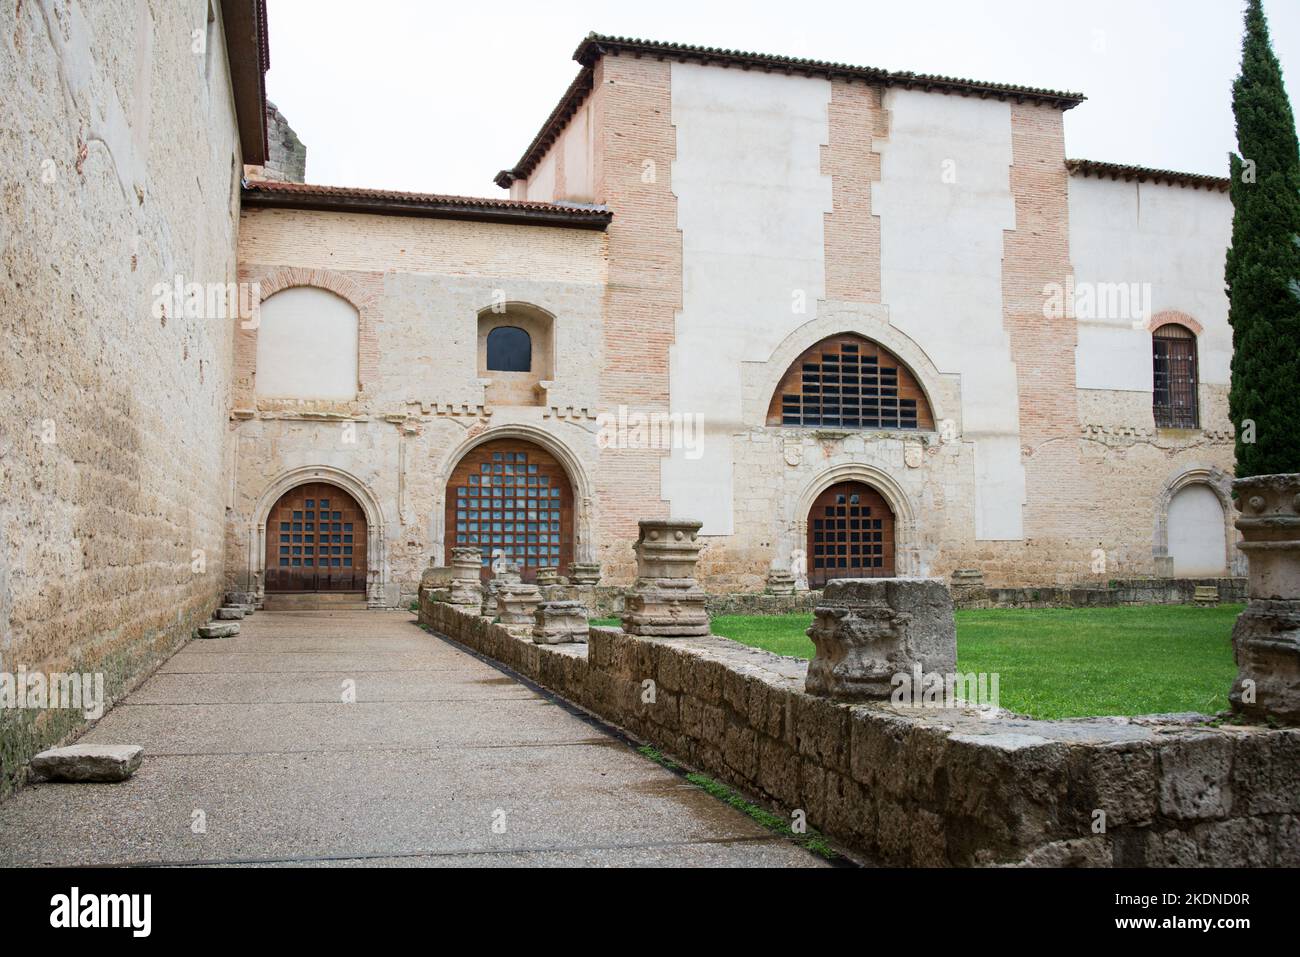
486;326;532;372
1153;324;1199;429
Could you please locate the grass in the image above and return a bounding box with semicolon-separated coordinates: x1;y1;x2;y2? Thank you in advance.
600;606;1243;720
636;745;837;859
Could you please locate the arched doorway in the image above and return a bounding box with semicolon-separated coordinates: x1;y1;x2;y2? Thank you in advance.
445;439;575;582
1167;483;1228;576
264;482;369;593
807;481;896;586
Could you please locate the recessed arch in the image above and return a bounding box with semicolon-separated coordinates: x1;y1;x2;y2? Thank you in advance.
477;302;554;406
1152;465;1243;578
248;466;387;607
431;425;594;569
792;463;921;579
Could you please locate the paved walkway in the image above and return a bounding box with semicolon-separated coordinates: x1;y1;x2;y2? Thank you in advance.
0;611;827;867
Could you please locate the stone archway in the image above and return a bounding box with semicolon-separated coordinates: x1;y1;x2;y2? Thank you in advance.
444;438;576;582
432;425;595;572
1153;465;1243;578
263;481;369;593
250;466;387;607
791;464;921;582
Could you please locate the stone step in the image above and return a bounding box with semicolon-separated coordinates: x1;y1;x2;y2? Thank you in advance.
31;744;143;782
262;592;368;612
196;621;240;639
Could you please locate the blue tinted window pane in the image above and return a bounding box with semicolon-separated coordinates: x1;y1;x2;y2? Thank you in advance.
485;326;532;372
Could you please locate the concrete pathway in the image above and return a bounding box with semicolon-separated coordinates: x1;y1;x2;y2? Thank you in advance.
0;611;828;867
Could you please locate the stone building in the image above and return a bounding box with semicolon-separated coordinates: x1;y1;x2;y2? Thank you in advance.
1;0;269;787
1;6;1244;779
231;34;1242;607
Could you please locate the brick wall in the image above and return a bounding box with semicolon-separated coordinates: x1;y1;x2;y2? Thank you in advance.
589;55;679;581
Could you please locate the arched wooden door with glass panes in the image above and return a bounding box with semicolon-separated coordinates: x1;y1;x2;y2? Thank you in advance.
807;481;895;586
446;439;574;582
265;483;367;592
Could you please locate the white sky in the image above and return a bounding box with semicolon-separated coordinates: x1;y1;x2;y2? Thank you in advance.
263;0;1300;199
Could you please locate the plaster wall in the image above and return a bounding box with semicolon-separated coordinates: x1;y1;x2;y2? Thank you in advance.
874;90;1025;541
666;63;833;535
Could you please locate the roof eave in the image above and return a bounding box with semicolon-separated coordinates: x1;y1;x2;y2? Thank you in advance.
1065;158;1230;193
220;0;269;165
241;188;613;229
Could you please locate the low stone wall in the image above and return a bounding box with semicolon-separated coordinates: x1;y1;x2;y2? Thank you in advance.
959;578;1248;609
419;595;1299;866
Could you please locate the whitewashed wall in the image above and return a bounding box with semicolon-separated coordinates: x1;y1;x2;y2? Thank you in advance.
875;90;1024;540
1069;176;1233;391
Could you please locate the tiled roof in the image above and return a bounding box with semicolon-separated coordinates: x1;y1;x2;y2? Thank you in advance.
241;180;613;228
496;32;1086;186
1066;159;1230;192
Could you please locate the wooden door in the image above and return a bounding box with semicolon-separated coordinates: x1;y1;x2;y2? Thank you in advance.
807;481;895;587
446;440;574;582
265;483;367;592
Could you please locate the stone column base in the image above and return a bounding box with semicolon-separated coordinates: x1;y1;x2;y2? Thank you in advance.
533;600;590;644
805;578;957;701
622;579;709;637
1230;599;1300;724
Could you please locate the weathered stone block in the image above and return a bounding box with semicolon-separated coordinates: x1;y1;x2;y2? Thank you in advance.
532;600;589;645
765;568;796;596
1230;473;1300;724
622;520;710;637
1157;733;1234;820
214;607;245;620
31;744;143;782
197;621;239;639
805;578;957;701
496;582;541;626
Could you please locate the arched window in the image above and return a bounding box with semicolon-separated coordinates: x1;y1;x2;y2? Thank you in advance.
767;334;934;430
1152;323;1199;429
486;326;532;373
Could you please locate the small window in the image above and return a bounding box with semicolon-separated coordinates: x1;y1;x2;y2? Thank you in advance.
1153;324;1199;429
486;326;531;372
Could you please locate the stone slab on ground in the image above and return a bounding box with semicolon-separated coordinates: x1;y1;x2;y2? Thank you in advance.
0;611;828;869
30;745;143;783
214;607;245;620
196;621;240;639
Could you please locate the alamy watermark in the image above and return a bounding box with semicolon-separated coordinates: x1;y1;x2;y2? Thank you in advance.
1042;277;1153;327
891;663;1001;718
596;406;705;460
2;668;105;719
150;276;261;326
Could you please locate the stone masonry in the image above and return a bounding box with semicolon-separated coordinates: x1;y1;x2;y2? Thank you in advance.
805;579;957;701
420;590;1300;867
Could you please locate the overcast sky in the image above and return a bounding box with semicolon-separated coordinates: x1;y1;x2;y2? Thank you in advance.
262;0;1300;199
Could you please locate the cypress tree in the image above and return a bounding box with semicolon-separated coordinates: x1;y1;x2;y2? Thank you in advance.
1226;0;1300;477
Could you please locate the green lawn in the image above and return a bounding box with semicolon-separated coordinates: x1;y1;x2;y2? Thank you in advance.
598;606;1242;720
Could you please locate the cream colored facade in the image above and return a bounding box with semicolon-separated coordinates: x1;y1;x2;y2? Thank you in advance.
1;0;265;788
228;41;1241;603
